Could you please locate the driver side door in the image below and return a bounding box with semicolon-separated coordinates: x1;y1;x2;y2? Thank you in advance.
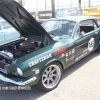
74;19;98;62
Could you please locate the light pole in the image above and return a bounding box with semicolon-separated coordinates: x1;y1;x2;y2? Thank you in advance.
45;0;47;11
70;0;72;8
51;0;55;18
79;0;82;15
79;0;81;8
89;0;91;7
36;0;40;19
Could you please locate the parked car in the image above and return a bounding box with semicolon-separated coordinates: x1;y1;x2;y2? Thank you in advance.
0;0;100;91
37;20;44;25
0;19;20;45
37;19;46;25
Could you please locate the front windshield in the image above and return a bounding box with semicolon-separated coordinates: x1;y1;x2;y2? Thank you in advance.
42;20;76;37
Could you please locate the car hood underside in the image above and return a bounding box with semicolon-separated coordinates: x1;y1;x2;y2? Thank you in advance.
0;0;54;42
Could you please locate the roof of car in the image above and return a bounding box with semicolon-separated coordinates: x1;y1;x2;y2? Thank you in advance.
46;16;97;22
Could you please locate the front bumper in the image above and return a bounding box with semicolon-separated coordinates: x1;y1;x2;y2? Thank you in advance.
0;72;37;86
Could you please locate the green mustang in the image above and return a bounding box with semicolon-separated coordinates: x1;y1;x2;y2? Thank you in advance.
0;0;100;91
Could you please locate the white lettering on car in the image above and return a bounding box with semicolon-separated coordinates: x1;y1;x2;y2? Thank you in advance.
59;49;75;61
75;52;87;62
88;37;95;51
72;49;75;54
32;68;40;74
66;55;74;63
29;54;52;67
66;52;68;57
35;69;39;74
59;53;65;58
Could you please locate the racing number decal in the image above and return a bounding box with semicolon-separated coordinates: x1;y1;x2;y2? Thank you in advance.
88;37;95;51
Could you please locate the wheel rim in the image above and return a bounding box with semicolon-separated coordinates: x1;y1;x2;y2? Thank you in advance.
42;64;61;89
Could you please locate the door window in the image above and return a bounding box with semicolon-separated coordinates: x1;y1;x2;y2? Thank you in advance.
79;20;94;34
75;19;98;38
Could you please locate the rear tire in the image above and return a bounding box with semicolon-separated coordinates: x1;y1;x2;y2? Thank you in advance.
37;62;62;91
97;40;100;51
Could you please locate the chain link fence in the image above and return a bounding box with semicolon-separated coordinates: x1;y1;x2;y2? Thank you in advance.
23;0;100;12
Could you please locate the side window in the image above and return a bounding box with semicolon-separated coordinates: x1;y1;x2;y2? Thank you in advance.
75;26;85;37
79;20;94;34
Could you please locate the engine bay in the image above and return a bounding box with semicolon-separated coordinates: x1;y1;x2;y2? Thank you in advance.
0;36;49;69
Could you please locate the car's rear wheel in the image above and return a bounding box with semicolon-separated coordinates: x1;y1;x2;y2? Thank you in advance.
37;62;62;91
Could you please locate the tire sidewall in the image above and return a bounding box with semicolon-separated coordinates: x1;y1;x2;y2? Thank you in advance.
37;62;62;91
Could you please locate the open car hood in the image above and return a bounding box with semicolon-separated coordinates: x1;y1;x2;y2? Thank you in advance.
0;0;54;42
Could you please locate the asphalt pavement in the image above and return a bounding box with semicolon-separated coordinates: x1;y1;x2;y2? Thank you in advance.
0;51;100;100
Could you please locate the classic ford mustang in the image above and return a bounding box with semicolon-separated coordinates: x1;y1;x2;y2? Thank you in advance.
0;0;100;91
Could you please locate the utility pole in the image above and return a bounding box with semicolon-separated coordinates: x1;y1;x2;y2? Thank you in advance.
79;0;82;15
79;0;81;8
70;0;72;8
51;0;55;18
88;0;91;7
45;0;47;11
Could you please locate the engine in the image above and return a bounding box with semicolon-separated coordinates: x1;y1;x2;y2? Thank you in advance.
0;37;47;68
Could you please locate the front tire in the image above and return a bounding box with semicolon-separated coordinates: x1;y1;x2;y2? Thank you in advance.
37;62;62;91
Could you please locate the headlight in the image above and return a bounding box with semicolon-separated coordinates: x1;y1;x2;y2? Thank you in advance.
16;68;23;76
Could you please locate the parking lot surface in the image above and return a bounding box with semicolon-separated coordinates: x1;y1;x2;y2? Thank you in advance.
0;51;100;100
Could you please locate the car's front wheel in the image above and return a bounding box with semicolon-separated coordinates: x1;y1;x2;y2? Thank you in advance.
37;62;62;91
